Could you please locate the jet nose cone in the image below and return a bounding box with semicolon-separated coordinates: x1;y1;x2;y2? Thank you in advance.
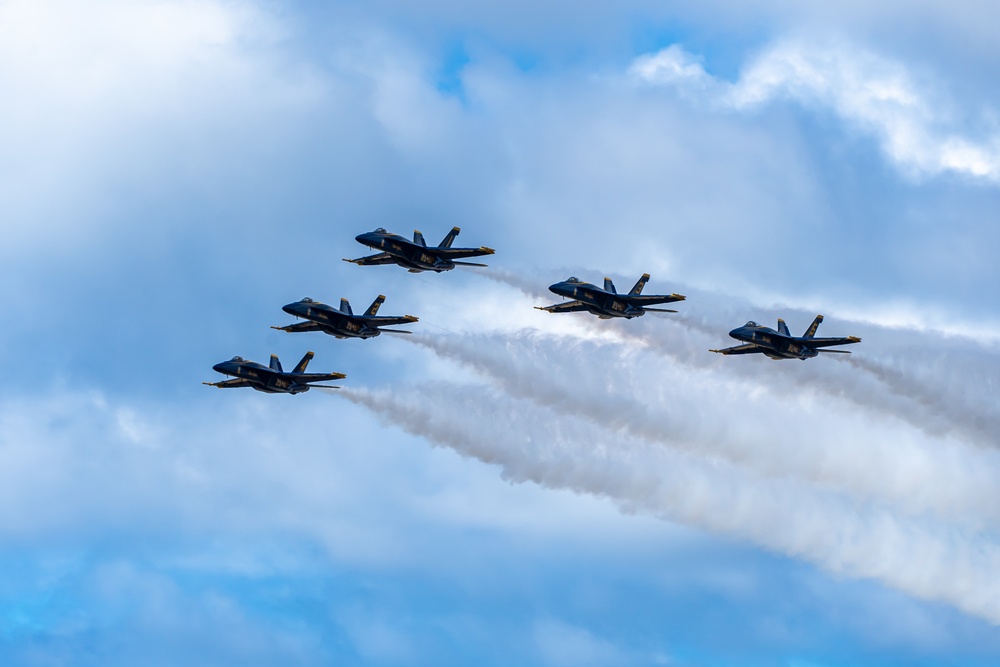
729;328;743;339
212;362;227;374
283;302;303;315
355;232;377;245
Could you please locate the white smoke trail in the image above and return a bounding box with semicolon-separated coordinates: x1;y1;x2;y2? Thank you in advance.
406;329;1000;528
340;383;1000;625
475;267;1000;448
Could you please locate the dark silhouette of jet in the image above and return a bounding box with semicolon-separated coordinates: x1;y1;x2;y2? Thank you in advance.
711;315;861;360
273;295;418;339
536;274;685;319
345;227;494;272
203;352;345;393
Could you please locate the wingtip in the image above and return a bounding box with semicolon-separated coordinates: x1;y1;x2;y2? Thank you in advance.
849;336;862;342
481;246;495;254
673;294;686;300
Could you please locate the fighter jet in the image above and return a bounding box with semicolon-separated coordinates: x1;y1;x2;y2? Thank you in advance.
272;295;418;339
535;274;685;319
203;352;345;393
344;227;495;273
710;315;861;360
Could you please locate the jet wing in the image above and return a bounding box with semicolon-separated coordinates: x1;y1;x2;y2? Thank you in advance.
433;246;496;260
343;252;397;266
271;322;324;333
806;336;862;348
203;379;253;388
292;372;348;383
367;316;419;327
709;344;765;355
535;301;590;313
625;293;686;306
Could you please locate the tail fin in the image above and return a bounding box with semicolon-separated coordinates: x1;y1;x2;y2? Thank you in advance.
364;295;386;317
413;230;427;247
339;298;354;315
777;318;790;336
803;315;824;338
629;273;650;296
603;277;617;294
292;351;314;374
269;354;283;373
439;227;460;248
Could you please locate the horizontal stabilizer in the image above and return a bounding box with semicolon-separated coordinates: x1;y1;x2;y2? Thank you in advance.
364;295;386;317
439;227;460;248
643;307;678;313
450;260;490;267
379;329;414;335
269;354;283;373
629;273;650;296
292;351;314;374
817;349;852;354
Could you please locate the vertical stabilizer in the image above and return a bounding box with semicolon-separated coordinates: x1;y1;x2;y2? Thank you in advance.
777;319;790;336
364;295;386;317
269;355;283;373
604;277;617;293
629;273;650;295
439;227;460;248
339;298;354;315
413;230;427;247
803;315;824;338
292;351;314;374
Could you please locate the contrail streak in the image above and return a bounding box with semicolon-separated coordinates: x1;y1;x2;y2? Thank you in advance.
407;330;1000;527
478;266;1000;448
340;383;1000;626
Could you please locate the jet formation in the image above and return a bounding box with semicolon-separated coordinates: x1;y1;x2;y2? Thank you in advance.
207;225;863;392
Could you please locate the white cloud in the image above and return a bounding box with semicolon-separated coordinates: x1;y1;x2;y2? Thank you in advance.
631;40;1000;182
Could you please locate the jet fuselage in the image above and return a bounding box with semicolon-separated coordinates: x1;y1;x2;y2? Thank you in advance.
548;280;644;319
726;324;819;360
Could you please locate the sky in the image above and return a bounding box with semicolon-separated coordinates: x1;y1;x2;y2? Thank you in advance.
2;0;1000;664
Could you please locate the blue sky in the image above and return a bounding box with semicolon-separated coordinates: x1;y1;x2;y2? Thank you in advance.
2;0;1000;664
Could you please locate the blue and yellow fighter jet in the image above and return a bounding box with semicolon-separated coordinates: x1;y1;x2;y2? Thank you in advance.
710;315;861;360
535;274;685;319
203;352;345;393
273;295;418;339
344;227;495;273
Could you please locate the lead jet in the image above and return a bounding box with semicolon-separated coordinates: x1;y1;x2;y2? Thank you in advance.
344;227;495;273
710;315;861;360
272;295;418;339
535;274;685;319
203;352;345;394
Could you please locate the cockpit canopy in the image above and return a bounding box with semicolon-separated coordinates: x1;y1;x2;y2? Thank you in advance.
745;321;758;327
230;356;245;362
300;297;314;303
566;276;582;283
374;227;387;233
